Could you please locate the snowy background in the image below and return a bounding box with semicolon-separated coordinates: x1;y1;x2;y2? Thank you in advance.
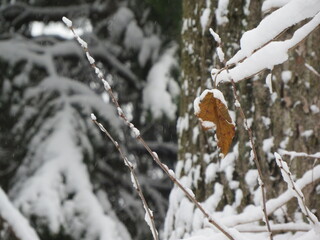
0;1;320;240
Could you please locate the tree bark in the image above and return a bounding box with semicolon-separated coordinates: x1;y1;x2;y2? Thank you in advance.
164;1;320;239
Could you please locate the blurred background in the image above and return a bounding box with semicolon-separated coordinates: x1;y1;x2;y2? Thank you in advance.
0;0;181;239
1;1;320;240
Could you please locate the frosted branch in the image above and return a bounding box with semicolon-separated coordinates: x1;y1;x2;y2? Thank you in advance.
210;29;273;240
90;115;159;240
278;149;320;160
274;152;319;225
221;164;320;227
65;17;241;240
235;222;311;233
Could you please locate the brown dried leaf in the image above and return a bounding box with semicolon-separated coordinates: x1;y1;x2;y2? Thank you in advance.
195;90;235;156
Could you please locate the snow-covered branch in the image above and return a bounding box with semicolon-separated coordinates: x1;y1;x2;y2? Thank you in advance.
212;0;320;85
0;188;40;240
221;164;320;227
274;152;319;225
210;28;273;240
1;2;109;28
91;115;159;240
63;16;242;240
278;149;320;159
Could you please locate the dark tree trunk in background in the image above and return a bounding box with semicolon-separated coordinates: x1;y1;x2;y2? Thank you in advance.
164;1;320;239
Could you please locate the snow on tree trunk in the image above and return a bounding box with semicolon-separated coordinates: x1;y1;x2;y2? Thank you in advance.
164;1;320;239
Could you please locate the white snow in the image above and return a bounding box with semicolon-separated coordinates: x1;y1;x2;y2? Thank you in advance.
143;45;179;120
124;20;143;51
278;149;320;159
200;0;211;34
102;79;111;91
265;73;273;93
274;153;319;224
32;20;84;39
138;35;161;67
212;0;320;84
228;0;320;65
194;89;229;115
305;63;320;77
245;169;258;190
177;114;189;135
86;52;95;64
7;73;127;240
0;188;40;240
130;172;138;190
202;121;216;129
90;113;97;121
131;127;141;138
76;36;88;49
301;129;313;138
169;169;176;178
109;7;134;41
205;163;219;183
209;28;221;44
310;105;320;114
243;0;251;15
281;71;292;84
192;126;200;143
216;47;225;63
263;137;275;162
62;16;73;28
164;2;320;240
234;100;241;108
215;0;229;25
262;0;292;12
144;207;158;240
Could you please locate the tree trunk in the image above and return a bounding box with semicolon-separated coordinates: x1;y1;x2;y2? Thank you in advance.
164;1;320;239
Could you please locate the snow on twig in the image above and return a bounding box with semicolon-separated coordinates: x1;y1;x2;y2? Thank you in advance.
63;16;240;240
274;152;319;225
305;63;320;77
90;114;159;240
221;164;320;227
211;29;273;240
278;149;320;160
212;4;320;85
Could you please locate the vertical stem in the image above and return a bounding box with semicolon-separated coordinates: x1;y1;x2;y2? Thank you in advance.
229;78;273;240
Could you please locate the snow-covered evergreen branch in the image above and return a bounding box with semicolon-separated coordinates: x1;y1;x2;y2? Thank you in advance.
0;188;40;240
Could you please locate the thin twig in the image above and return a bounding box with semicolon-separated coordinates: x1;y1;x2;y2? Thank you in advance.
274;153;319;225
235;222;312;233
229;75;273;240
62;17;238;240
210;28;273;240
91;115;159;240
278;149;320;160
